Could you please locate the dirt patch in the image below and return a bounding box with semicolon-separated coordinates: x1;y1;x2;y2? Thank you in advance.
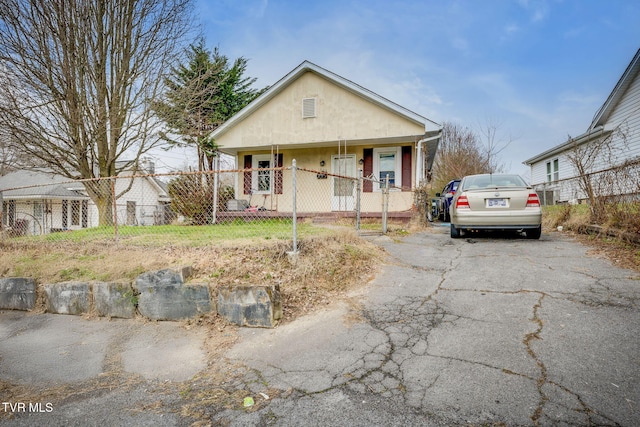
542;205;640;274
572;232;640;274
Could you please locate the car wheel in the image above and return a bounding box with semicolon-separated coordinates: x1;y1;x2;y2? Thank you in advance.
526;225;542;239
450;224;461;238
427;210;433;222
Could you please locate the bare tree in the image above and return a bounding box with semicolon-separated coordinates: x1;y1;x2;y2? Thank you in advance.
431;122;493;192
477;117;511;174
0;0;194;224
565;123;629;222
0;128;20;176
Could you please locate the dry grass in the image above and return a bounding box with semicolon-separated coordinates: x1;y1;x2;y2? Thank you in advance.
0;228;384;323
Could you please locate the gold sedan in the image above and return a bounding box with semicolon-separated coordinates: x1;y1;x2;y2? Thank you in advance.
449;173;542;239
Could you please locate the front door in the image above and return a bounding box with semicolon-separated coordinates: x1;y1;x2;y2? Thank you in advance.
331;154;356;211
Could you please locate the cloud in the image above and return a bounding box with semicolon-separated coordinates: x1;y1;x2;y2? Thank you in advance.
504;23;520;35
517;0;550;23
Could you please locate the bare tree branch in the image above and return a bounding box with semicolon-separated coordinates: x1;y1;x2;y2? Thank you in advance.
0;0;194;224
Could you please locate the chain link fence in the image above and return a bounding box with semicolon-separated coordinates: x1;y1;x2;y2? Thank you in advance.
1;161;424;248
532;158;640;232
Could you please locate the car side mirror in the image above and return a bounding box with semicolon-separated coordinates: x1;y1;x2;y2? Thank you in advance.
435;193;441;197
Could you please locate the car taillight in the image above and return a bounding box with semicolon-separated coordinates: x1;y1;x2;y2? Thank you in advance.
526;193;541;207
456;195;470;209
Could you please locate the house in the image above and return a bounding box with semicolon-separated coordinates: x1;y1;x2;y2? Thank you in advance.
524;49;640;204
0;162;170;235
211;60;441;215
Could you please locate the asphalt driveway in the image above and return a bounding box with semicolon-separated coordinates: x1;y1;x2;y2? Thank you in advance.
1;228;639;426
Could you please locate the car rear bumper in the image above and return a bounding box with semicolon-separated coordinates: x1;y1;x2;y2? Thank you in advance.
452;210;541;229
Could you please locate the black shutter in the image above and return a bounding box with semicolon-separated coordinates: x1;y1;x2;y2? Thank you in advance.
275;153;284;194
363;148;373;192
402;146;412;191
243;155;252;195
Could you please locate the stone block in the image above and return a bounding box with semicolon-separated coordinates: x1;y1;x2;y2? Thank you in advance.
44;282;91;315
217;285;282;328
0;278;36;311
134;268;211;321
93;282;136;319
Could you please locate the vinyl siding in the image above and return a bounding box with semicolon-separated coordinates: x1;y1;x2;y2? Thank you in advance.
528;66;640;202
602;68;640;166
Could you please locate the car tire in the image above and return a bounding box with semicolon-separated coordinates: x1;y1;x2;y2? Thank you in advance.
450;224;461;238
427;210;433;222
526;225;542;240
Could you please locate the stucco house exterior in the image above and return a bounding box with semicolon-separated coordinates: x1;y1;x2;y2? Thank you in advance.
524;49;640;204
0;162;170;235
211;61;441;214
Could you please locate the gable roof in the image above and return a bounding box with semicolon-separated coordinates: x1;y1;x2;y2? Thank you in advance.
210;60;440;141
524;49;639;166
0;170;88;200
0;165;169;201
590;48;640;130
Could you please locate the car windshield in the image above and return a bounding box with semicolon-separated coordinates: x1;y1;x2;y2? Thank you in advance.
461;174;527;190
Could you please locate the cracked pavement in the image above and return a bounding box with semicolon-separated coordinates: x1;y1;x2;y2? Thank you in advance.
221;229;640;426
1;229;639;426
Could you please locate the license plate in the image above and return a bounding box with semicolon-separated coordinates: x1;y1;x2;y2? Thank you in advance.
487;198;507;207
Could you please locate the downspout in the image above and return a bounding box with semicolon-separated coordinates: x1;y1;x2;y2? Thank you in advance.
415;134;440;187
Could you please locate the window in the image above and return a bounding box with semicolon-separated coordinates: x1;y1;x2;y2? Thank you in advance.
33;202;43;220
71;200;80;226
3;200;15;227
257;159;271;192
546;159;559;182
252;154;273;194
373;147;402;191
127;201;137;226
302;97;316;118
379;153;396;186
243;154;283;195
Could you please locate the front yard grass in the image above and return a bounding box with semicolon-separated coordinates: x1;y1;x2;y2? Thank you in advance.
11;219;327;247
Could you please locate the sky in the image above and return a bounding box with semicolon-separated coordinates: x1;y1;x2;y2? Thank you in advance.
157;0;640;178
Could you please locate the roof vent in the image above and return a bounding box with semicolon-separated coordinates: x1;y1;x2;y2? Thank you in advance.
302;97;316;118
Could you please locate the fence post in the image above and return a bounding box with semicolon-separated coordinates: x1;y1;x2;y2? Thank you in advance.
0;191;3;242
111;177;119;243
212;155;219;224
291;159;298;253
356;169;362;232
382;174;389;234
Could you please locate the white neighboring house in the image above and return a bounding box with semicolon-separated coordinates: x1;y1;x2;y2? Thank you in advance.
0;163;170;236
524;49;640;204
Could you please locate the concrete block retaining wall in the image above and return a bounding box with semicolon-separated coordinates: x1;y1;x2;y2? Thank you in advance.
0;268;282;328
0;278;36;311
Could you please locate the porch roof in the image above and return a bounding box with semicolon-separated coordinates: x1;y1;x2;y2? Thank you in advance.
0;170;88;200
218;130;441;156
